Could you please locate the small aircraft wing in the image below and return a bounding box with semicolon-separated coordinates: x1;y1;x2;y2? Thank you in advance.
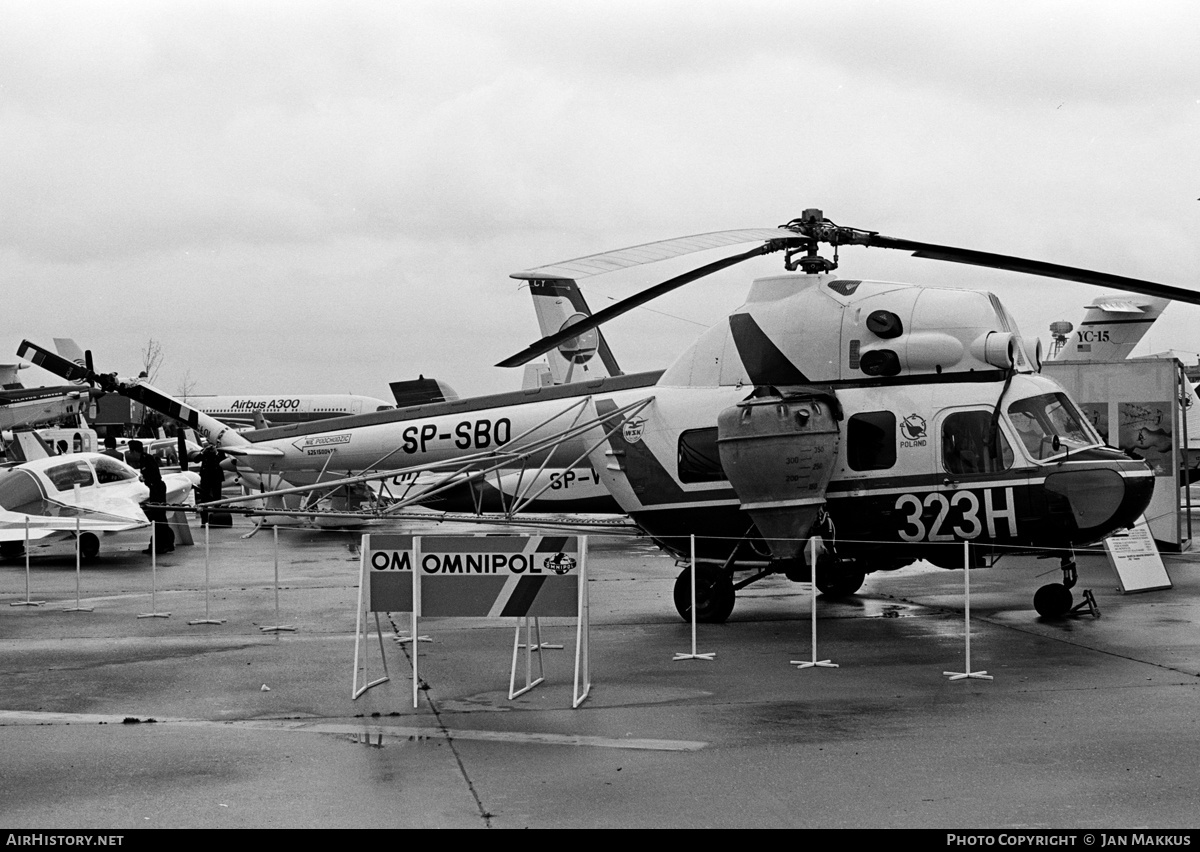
0;511;147;542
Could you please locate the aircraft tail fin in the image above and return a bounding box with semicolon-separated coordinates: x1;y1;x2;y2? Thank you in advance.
527;278;622;383
388;376;459;408
1052;296;1169;362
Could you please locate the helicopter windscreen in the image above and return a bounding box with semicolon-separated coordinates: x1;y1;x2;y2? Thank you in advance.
1007;392;1099;461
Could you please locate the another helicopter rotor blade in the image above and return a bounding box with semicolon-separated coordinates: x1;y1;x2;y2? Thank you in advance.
497;240;793;369
864;234;1200;306
17;340;95;385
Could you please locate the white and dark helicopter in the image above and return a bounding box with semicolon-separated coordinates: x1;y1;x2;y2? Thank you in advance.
20;209;1198;620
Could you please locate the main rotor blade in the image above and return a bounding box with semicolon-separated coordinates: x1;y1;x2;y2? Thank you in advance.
17;340;95;385
511;228;800;281
866;235;1200;306
497;240;792;368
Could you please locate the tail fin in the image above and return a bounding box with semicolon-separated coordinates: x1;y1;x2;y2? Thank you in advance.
1051;296;1169;361
527;278;622;383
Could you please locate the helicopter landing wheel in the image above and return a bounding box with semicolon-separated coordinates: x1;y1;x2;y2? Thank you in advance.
79;533;100;560
673;564;735;624
815;563;866;598
1033;583;1074;618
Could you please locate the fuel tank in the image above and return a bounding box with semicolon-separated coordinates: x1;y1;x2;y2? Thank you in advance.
716;390;841;559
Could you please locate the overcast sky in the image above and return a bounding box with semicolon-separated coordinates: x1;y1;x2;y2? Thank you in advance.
4;0;1199;402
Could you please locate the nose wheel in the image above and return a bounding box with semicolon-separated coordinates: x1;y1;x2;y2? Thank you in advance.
1034;553;1099;619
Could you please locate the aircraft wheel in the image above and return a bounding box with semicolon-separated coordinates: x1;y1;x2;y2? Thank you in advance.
78;533;100;560
816;565;866;598
1034;583;1073;618
673;565;735;624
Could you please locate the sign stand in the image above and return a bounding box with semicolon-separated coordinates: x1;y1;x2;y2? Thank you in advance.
572;537;591;708
518;617;562;651
674;535;715;661
138;524;170;619
410;537;422;708
62;518;93;613
793;537;837;670
509;617;547;699
11;519;45;607
188;523;225;626
351;538;391;699
260;525;296;633
944;541;992;681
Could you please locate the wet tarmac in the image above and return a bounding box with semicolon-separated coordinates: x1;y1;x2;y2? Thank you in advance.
3;515;1200;829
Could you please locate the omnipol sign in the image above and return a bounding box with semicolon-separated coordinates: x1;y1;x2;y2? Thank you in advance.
364;534;581;617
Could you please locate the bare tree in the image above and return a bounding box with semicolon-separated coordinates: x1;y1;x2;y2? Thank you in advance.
177;368;197;404
140;338;164;384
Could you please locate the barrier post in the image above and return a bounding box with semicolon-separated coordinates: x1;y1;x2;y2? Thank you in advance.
674;534;715;661
260;524;296;633
11;517;45;607
138;523;170;619
188;522;224;626
62;517;93;613
944;540;993;681
793;536;837;670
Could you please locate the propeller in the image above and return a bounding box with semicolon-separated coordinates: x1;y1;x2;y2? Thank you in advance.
497;209;1200;368
16;340;202;429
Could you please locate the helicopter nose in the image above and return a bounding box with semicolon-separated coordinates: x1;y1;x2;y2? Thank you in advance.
1043;466;1154;540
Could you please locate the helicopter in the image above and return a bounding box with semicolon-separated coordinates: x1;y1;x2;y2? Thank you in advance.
19;209;1198;621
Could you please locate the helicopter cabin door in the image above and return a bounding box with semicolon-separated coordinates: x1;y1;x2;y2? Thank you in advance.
930;406;1021;553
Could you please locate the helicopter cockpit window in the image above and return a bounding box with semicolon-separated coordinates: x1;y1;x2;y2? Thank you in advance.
678;427;727;483
941;411;1014;475
847;411;896;471
1007;392;1098;462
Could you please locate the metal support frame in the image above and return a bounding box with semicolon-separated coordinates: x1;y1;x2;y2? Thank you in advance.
793;536;837;671
260;525;296;633
674;535;715;661
10;518;45;607
944;541;993;681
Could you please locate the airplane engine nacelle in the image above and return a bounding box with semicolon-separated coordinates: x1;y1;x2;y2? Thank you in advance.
716;391;841;560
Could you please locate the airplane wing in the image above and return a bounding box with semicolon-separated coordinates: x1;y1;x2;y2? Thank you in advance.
0;511;146;542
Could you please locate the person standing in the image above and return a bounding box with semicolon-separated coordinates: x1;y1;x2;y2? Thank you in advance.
139;449;175;554
101;436;124;461
125;440;146;471
198;446;225;525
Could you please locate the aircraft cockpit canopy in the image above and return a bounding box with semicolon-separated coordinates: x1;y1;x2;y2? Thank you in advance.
0;469;46;514
1008;392;1100;462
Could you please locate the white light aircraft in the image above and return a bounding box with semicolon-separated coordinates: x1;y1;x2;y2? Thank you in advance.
0;452;198;560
